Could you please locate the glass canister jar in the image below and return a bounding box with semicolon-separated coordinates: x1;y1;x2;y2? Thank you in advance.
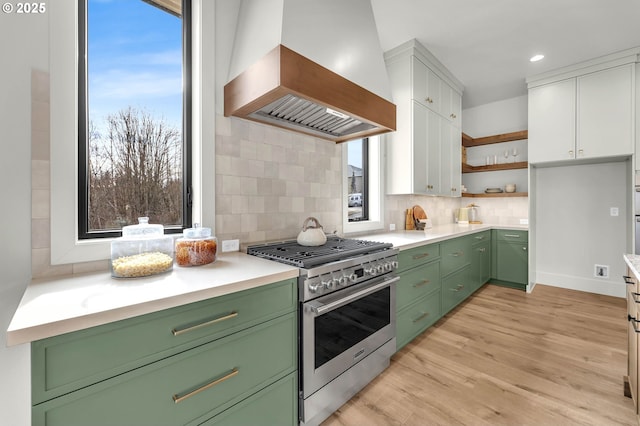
175;224;217;267
110;217;174;278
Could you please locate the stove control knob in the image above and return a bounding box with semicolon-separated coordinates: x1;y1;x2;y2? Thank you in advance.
322;280;334;289
332;277;342;287
377;264;385;274
365;267;376;276
384;262;393;272
391;261;399;269
309;282;323;293
348;273;358;283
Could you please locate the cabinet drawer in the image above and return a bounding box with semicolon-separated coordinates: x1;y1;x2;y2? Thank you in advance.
440;237;472;277
471;230;491;245
398;244;440;272
442;266;471;314
32;279;297;404
496;229;528;242
396;290;441;350
32;313;297;426
397;261;440;310
201;372;297;426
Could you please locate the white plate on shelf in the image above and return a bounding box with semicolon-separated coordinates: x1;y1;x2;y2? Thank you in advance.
485;188;503;193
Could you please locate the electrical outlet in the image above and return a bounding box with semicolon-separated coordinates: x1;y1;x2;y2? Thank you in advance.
610;207;619;217
221;239;240;252
519;218;529;225
594;264;609;279
389;223;396;231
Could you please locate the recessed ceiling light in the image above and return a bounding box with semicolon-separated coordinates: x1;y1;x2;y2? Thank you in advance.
530;54;545;62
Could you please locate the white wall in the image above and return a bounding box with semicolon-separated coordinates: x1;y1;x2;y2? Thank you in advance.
533;161;630;297
0;5;49;425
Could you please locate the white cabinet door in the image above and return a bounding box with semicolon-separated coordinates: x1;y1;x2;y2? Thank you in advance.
577;64;634;159
412;101;428;194
440;119;461;197
412;57;441;112
425;106;441;195
450;87;462;128
528;78;576;163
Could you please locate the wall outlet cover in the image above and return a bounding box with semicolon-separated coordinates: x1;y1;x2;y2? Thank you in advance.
594;264;609;279
221;239;240;252
389;223;396;231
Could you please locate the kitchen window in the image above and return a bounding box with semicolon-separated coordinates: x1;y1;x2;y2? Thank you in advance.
343;136;384;234
78;0;192;239
50;1;214;264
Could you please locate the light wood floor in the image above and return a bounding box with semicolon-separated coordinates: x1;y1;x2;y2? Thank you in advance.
322;283;636;426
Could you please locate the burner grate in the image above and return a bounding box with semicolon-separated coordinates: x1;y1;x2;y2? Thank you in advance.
247;236;392;268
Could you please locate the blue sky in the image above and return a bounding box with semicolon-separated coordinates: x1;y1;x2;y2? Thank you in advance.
88;0;182;135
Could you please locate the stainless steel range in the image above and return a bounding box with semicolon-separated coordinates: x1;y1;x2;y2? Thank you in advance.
248;236;398;426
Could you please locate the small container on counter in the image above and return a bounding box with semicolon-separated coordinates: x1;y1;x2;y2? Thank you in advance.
175;224;217;267
110;217;174;278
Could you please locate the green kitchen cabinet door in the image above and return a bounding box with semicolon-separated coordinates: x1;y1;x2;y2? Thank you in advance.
200;372;297;426
441;265;471;314
396;290;441;350
32;313;296;426
471;240;491;292
496;241;528;286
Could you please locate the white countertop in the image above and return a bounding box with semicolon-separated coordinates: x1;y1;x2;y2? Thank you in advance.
6;252;299;346
624;254;640;279
7;223;527;346
355;223;528;251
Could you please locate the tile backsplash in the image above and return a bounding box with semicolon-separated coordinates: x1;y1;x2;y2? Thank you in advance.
30;85;527;279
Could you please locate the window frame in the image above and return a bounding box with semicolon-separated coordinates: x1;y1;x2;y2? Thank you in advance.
77;0;193;239
342;136;385;234
49;0;214;265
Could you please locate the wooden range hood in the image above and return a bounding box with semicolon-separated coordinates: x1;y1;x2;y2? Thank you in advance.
224;45;396;143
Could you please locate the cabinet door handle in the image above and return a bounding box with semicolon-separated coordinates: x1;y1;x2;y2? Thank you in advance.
578;149;584;156
628;315;640;333
412;253;430;260
522;247;527;251
449;251;463;257
172;311;239;336
569;150;574;157
450;113;456;119
503;234;520;238
425;97;433;104
172;368;239;404
476;248;486;253
413;279;431;288
412;311;430;323
450;284;464;292
474;235;485;240
624;275;636;285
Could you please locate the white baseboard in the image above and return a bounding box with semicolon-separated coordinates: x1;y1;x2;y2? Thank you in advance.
535;271;625;298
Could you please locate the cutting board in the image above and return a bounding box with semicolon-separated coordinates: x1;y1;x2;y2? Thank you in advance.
413;205;427;221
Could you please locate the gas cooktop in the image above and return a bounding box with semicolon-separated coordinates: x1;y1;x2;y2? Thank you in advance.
247;236;393;268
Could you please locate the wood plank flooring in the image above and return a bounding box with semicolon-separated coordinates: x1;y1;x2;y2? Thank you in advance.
322;284;635;426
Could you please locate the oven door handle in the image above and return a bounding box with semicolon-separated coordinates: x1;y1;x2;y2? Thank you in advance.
307;275;400;316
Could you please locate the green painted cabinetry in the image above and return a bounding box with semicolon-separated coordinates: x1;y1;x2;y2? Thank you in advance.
470;231;491;293
492;229;528;290
396;244;441;350
31;279;298;426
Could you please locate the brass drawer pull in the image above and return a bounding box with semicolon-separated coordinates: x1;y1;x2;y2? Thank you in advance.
173;368;239;404
412;312;430;323
413;279;431;288
449;251;463;257
172;311;239;336
450;284;464;292
474;235;485;240
412;253;430;260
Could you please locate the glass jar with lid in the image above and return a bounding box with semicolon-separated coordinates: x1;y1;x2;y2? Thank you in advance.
110;217;174;278
175;224;217;267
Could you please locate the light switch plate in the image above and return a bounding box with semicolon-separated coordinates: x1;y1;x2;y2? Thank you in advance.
610;207;619;216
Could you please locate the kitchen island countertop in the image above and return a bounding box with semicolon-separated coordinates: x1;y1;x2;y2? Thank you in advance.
624;254;640;279
7;223;527;346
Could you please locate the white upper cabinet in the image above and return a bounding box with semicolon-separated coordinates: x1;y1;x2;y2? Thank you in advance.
385;39;464;196
527;50;638;165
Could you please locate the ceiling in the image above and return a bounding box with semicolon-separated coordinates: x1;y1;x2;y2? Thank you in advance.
371;0;640;109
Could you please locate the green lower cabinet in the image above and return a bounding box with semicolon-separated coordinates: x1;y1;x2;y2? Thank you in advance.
442;265;472;314
396;290;441;350
495;241;528;289
32;313;297;426
200;372;297;426
471;240;491;292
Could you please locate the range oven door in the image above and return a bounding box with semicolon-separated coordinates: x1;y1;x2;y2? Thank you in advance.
301;274;398;398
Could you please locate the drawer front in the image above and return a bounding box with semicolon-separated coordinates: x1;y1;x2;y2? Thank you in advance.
398;243;440;272
442;266;471;314
440;237;472;277
32;279;297;404
201;372;297;426
397;261;440;310
470;230;491;245
396;290;441;350
496;229;528;242
32;313;297;426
